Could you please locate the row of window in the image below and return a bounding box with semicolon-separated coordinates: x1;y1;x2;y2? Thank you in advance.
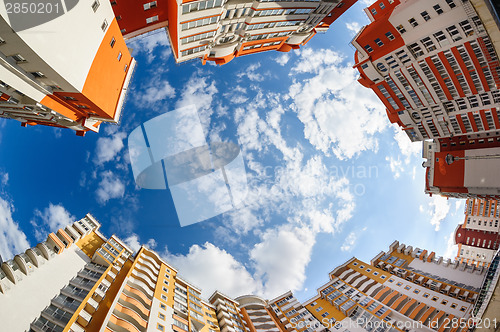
182;0;223;14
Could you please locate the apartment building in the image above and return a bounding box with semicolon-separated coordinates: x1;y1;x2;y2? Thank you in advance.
304;241;487;332
0;214;220;332
0;1;135;135
209;290;324;332
454;198;500;266
422;139;500;199
111;0;357;64
352;0;500;142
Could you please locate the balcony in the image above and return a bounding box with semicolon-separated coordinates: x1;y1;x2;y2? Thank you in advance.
51;294;81;313
41;304;73;327
31;316;64;332
77;308;92;327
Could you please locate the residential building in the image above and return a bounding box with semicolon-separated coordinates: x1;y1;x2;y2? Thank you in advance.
304;240;487;332
0;1;135;135
454;198;500;266
209;290;324;332
422;139;500;199
352;0;500;143
111;0;357;65
352;0;500;198
0;213;220;332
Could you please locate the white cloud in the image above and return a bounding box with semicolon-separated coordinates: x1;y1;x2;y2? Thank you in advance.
129;32;171;62
237;63;265;82
345;22;362;36
420;196;451;231
0;197;30;261
175;74;218;134
250;225;315;298
443;230;458;260
275;53;290;66
386;156;403;179
31;203;74;241
288;48;388;160
95;132;127;165
164;243;262;298
123;234;158;254
96;171;126;204
0;172;8;186
392;125;421;160
340;227;367;252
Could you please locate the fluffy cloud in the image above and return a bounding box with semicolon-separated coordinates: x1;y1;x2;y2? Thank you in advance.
346;22;362;36
443;230;458;260
275;53;290;66
96;171;126;204
420;196;451;231
123;234;158;253
250;225;315;298
129;32;171;63
0;197;30;260
31;203;74;241
340;227;367;252
164;243;262;298
237;63;265;82
95;132;127;165
288;48;388;160
0;172;8;186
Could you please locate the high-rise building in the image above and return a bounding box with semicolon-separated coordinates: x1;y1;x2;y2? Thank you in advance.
454;198;500;266
304;240;486;332
0;1;135;135
352;0;500;143
0;213;221;332
209;290;325;332
111;0;357;65
422;139;500;199
2;213;498;332
352;0;500;199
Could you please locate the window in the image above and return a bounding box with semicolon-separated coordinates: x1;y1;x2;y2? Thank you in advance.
117;52;122;61
321;312;329;318
101;19;108;32
396;24;406;34
12;54;26;62
441;300;448;305
64;96;77;101
451;303;457;309
375;38;383;47
164;279;169;285
77;105;89;109
160;303;166;310
385;31;395;40
31;71;45;78
161;294;167;301
446;0;456;8
408;18;418;27
162;287;168;292
379;2;385;9
404;286;411;290
396;282;403;286
159;313;165;320
420;11;430;21
364;45;373;53
371;8;377;15
433;4;443;15
432;296;438;301
91;0;99;12
423;293;430;298
460;306;467;312
116;15;121;20
120;28;126;33
144;1;157;10
413;289;420;294
146;15;159;24
110;37;116;48
157;323;165;331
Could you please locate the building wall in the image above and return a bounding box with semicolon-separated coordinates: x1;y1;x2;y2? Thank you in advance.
0;245;90;332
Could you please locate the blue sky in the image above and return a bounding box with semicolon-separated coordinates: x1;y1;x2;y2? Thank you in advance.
0;0;465;302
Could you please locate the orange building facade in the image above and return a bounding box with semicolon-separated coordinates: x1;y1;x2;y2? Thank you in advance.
111;0;357;65
0;1;135;135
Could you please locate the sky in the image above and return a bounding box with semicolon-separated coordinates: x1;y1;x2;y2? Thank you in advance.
0;0;466;303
